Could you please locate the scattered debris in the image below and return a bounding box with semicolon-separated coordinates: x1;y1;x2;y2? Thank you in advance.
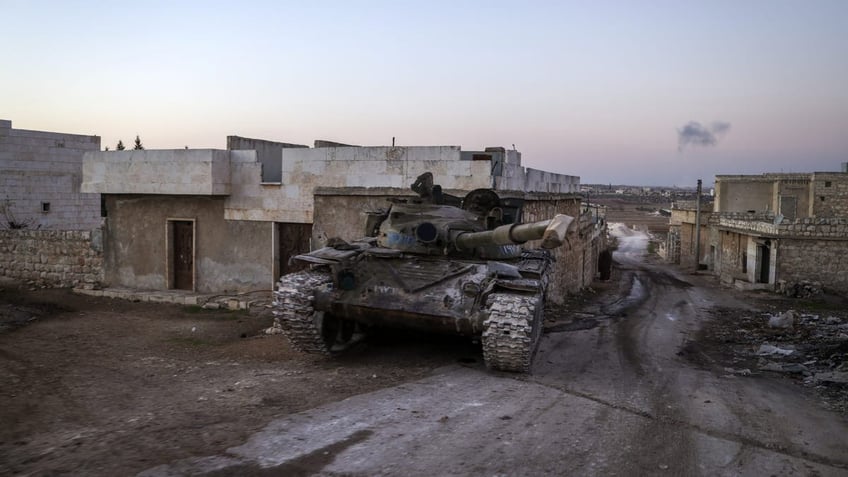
264;318;284;335
767;310;796;329
757;344;794;356
815;372;848;384
698;304;848;413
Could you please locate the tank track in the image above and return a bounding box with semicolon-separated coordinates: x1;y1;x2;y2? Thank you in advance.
481;293;543;372
272;269;333;355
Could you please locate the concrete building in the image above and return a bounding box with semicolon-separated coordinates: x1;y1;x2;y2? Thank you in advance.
0;120;104;288
669;171;848;296
81;138;597;303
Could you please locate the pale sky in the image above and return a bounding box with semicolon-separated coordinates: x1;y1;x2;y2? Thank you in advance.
3;0;846;186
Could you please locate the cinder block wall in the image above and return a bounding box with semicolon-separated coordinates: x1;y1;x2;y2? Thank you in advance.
0;120;101;230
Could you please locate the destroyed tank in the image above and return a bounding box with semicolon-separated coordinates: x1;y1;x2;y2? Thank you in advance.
272;172;576;372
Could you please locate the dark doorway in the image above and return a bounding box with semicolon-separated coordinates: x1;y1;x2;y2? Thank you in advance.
757;242;770;284
278;222;312;278
171;220;194;290
598;249;612;280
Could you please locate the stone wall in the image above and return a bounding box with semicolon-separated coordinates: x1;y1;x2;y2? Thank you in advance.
775;217;848;238
664;225;681;263
717;230;745;284
718;216;848;238
778;238;848;295
718;217;780;236
0;229;103;288
522;196;598;303
811;173;848;217
0;119;101;230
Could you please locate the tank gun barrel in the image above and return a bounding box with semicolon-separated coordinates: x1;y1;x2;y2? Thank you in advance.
454;214;576;251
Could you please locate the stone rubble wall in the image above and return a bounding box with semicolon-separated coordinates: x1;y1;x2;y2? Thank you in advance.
812;173;848;217
717;230;746;285
0;229;103;288
778;238;848;295
719;216;848;238
522;198;606;303
774;217;848;238
664;225;681;264
719;211;775;221
718;217;780;235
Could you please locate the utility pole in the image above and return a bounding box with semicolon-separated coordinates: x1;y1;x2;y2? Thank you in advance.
694;179;702;271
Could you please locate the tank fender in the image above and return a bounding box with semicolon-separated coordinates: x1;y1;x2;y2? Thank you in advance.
487;261;522;278
493;278;543;293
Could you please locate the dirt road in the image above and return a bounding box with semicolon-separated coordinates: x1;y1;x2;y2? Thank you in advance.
3;224;847;476
0;285;473;476
141;224;848;476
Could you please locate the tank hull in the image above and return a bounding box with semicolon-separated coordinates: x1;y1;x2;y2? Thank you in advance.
312;259;491;336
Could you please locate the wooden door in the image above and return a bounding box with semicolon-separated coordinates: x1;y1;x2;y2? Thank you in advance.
278;223;312;277
173;221;194;290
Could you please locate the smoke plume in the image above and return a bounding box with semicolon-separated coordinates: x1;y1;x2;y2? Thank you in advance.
677;121;731;150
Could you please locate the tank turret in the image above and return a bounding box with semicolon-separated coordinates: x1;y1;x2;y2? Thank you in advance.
373;173;576;259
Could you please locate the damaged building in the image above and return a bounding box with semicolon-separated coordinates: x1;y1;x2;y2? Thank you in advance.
80;138;606;305
668;168;848;296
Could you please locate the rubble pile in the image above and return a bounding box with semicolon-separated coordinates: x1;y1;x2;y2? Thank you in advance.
705;305;848;413
780;280;823;299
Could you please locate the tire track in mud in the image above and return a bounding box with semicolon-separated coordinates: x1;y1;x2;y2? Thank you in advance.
537;251;848;472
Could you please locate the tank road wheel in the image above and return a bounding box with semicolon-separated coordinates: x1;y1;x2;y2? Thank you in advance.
273;269;359;354
481;293;543;373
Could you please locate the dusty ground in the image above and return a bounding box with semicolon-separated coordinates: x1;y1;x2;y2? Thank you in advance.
687;293;848;414
0;279;478;476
